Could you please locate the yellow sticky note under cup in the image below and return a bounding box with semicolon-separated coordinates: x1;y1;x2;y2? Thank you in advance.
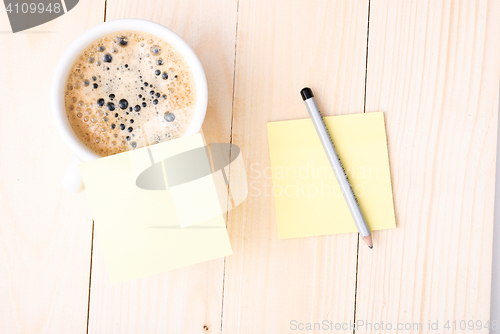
267;112;396;239
80;133;232;283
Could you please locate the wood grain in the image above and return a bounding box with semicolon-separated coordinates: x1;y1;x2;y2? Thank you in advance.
221;1;369;333
356;0;500;333
86;1;238;333
0;1;104;333
2;1;500;333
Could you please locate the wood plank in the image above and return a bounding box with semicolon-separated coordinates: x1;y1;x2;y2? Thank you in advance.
0;1;105;333
221;1;369;333
356;0;500;332
87;1;238;333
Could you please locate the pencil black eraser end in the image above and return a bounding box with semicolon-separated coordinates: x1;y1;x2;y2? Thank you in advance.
300;87;314;101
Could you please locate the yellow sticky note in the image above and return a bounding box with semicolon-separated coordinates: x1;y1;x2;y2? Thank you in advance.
79;134;232;283
267;112;396;239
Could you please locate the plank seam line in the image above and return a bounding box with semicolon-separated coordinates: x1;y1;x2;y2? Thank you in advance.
354;0;371;332
220;0;240;332
103;0;107;22
363;0;371;114
352;237;360;334
86;221;95;334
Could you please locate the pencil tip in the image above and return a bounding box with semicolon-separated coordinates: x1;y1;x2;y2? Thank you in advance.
362;235;373;249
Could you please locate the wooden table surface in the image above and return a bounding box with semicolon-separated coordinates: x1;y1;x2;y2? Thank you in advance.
1;0;500;333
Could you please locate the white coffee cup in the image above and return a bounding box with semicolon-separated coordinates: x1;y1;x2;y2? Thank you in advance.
51;18;208;193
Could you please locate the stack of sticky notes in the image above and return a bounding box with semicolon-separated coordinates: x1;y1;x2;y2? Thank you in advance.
80;134;232;283
267;112;396;239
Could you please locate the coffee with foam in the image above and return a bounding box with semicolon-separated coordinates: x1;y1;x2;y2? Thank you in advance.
64;31;196;156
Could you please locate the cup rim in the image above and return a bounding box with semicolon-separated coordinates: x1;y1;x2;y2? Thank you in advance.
51;18;208;162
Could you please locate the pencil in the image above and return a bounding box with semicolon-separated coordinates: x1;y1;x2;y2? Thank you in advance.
300;87;373;249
